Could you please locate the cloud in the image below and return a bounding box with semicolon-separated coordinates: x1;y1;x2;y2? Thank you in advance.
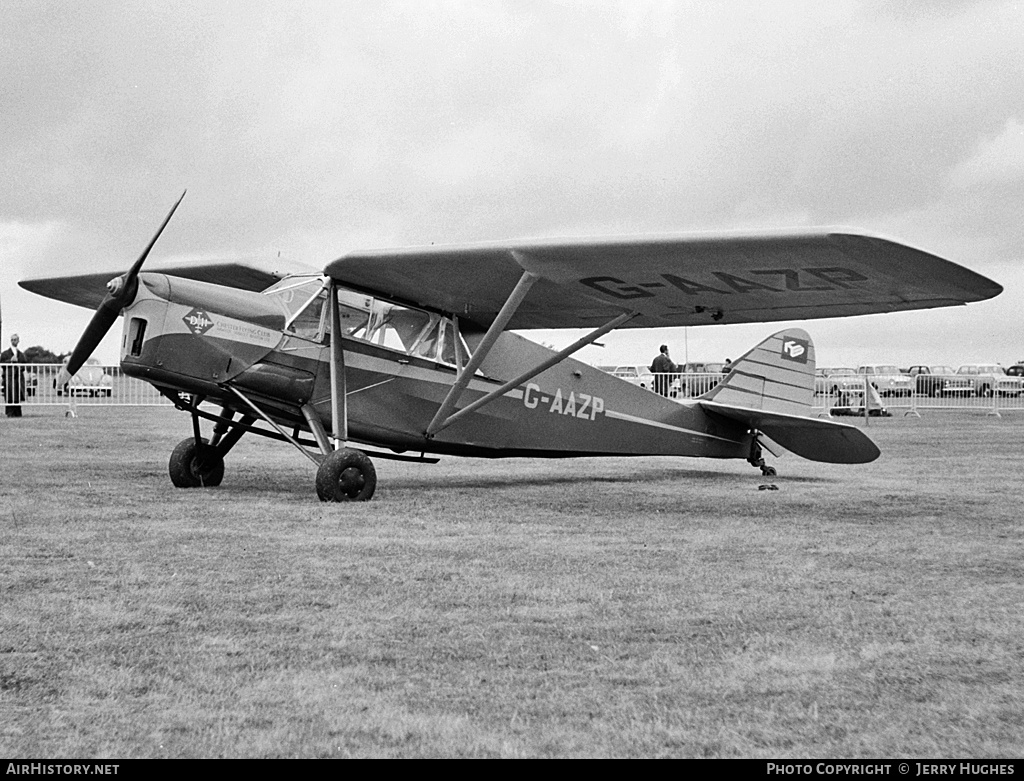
950;117;1024;189
2;0;1022;364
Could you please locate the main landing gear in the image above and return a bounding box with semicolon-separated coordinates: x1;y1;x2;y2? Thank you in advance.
748;435;777;477
168;406;249;488
165;393;380;501
315;448;377;502
168;437;225;488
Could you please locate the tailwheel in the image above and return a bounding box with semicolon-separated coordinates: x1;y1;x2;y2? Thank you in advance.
316;448;377;502
747;434;777;477
169;437;225;488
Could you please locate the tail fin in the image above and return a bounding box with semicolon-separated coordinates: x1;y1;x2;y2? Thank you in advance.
699;329;879;464
701;328;814;414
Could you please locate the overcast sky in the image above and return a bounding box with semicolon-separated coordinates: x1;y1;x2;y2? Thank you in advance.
2;0;1023;369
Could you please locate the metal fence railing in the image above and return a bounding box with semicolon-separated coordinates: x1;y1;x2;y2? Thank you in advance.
643;371;1024;415
2;363;170;408
5;364;1023;415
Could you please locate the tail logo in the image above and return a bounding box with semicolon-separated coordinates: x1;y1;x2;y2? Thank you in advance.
781;337;809;363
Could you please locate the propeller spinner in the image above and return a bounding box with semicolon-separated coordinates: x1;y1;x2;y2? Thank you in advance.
56;192;186;389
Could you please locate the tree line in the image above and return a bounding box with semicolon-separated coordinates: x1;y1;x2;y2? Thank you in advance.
16;345;69;363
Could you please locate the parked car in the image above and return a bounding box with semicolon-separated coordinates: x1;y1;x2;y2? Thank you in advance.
821;367;865;396
597;364;653;390
857;364;914;397
955;364;1024;397
1006;364;1024;378
598;364;683;397
56;357;114;397
904;365;972;397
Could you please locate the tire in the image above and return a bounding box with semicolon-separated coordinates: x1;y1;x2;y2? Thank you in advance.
316;448;376;502
168;437;225;488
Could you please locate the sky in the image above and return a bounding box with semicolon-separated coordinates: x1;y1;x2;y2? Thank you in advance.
2;0;1023;369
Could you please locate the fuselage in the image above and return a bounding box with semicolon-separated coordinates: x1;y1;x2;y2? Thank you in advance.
119;272;752;460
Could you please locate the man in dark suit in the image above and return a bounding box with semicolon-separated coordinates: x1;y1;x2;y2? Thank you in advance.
1;333;27;417
649;344;678;396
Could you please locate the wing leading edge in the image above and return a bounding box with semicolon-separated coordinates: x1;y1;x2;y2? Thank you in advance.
323;230;1001;330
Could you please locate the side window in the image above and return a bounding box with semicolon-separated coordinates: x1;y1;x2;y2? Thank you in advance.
335;289;373;339
366;301;432;352
412;317;442;360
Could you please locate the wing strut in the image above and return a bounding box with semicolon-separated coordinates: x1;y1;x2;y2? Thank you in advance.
327;280;348;450
425;267;540;437
427;310;637;437
424;259;636;437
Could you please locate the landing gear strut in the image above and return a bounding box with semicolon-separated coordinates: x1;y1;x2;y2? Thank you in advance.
748;435;777;477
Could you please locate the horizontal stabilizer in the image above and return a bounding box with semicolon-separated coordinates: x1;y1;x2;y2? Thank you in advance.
701;402;880;463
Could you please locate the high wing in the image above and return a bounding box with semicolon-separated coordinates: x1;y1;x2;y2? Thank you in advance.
19;257;317;310
323;230;1001;330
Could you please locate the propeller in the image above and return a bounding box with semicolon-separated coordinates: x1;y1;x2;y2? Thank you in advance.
56;191;186;389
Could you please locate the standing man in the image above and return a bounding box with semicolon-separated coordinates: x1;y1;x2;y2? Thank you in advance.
1;333;27;417
649;344;677;396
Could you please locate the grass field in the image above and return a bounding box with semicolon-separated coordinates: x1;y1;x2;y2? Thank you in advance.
1;406;1022;758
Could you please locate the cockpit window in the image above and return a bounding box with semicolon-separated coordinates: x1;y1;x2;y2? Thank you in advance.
268;279;471;363
365;301;433;351
336;285;470;366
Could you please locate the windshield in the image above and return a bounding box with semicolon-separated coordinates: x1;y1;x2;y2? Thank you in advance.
263;277;328;339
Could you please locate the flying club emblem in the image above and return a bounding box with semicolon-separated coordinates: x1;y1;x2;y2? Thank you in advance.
183;308;215;335
781;337;809;363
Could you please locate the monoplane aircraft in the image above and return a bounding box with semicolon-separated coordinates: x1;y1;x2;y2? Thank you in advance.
20;194;1001;500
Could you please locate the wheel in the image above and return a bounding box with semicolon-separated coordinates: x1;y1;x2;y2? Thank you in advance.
316;448;376;502
168;437;225;488
761;465;777;477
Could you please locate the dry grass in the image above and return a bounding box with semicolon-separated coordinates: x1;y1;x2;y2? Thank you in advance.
1;407;1022;757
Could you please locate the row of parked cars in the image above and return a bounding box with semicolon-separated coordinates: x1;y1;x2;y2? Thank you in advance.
818;364;1024;397
597;362;728;397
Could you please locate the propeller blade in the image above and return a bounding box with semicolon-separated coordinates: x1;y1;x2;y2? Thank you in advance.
57;298;122;387
57;192;187;387
108;190;187;307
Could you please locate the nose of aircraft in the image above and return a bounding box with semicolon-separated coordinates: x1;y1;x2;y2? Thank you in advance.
56;191;187;389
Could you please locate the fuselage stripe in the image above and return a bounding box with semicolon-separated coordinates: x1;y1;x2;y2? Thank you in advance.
604;409;741;443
